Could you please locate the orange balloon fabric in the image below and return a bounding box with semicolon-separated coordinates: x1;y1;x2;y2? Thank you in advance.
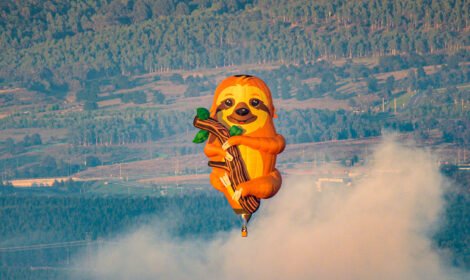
204;75;285;208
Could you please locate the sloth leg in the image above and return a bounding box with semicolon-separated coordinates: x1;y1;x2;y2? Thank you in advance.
239;169;282;199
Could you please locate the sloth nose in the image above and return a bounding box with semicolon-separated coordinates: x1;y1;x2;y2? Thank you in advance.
236;107;250;116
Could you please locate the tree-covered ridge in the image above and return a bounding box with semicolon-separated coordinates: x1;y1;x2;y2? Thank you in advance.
0;50;468;150
0;193;237;245
262;0;468;30
0;0;468;88
0;108;194;143
0;0;234;49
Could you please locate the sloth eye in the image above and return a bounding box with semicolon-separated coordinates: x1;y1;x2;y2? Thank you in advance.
224;99;233;107
250;98;260;107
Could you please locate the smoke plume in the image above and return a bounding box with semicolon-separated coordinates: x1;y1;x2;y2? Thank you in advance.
75;136;468;280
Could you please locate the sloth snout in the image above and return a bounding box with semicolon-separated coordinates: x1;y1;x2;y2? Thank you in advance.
236;107;250;116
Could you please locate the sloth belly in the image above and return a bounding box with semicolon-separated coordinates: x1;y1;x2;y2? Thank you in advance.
238;145;264;179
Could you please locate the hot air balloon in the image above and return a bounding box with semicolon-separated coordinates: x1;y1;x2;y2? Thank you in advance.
193;75;285;237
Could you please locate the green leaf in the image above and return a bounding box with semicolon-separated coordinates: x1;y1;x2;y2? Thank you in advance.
196;107;210;120
192;130;209;143
229;125;243;136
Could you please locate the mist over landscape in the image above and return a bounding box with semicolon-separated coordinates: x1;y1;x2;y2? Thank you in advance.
0;1;469;279
77;137;468;280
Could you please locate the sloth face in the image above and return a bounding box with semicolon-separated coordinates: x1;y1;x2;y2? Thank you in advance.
215;84;272;134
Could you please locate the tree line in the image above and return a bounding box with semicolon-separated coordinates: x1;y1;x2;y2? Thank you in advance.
0;0;467;92
0;191;238;279
0;133;42;155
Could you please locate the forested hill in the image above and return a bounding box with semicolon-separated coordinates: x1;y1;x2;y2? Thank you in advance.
0;0;468;92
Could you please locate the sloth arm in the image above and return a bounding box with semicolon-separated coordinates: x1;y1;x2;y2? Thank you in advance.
204;136;226;158
226;134;285;155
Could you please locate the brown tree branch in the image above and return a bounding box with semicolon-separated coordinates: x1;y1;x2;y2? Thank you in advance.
193;116;260;214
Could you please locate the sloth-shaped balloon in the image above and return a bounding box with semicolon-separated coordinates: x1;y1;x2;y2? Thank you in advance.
193;75;285;237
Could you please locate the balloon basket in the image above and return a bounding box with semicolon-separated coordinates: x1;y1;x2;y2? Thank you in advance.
241;226;248;237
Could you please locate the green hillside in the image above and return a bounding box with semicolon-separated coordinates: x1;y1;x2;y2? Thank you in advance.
0;0;468;93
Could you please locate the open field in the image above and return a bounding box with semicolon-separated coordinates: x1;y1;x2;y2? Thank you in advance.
56;136;466;189
0;128;67;142
0;88;22;94
331;56;379;67
8;177;71;187
135;62;284;81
